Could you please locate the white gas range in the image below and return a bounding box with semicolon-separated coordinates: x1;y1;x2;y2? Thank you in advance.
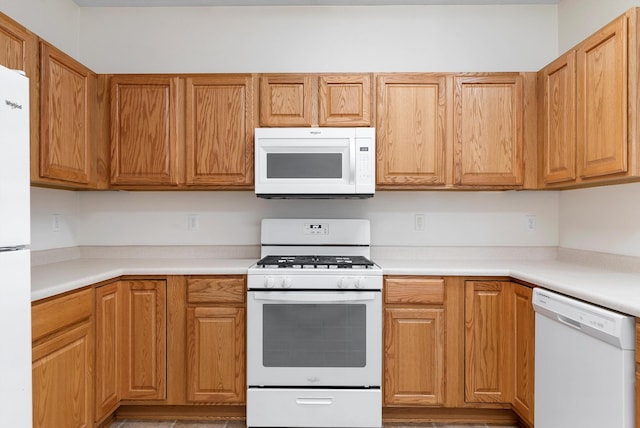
246;219;382;428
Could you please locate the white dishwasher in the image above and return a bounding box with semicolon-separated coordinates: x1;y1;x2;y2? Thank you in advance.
533;288;636;428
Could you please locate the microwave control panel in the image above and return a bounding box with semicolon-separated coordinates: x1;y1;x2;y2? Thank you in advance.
355;129;375;193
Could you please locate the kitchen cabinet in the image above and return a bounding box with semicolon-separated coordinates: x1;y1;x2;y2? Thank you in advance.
577;14;628;179
538;9;640;189
110;75;181;187
512;284;534;427
39;41;97;187
95;281;121;424
384;277;446;406
185;276;246;403
539;51;577;185
120;279;167;400
185;75;256;187
376;74;448;187
31;288;94;428
259;73;372;127
464;280;514;404
0;12;39;185
454;74;528;187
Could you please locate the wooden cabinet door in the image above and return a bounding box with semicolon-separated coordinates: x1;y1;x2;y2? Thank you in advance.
318;74;372;126
577;15;628;179
110;76;180;186
121;279;167;400
454;75;524;186
95;282;120;423
384;307;445;405
185;75;255;186
32;322;93;428
464;280;514;403
40;42;95;185
376;74;447;186
260;74;315;126
512;284;534;426
186;306;246;403
540;51;577;185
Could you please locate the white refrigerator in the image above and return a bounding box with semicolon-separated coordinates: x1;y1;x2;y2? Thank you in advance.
0;64;33;426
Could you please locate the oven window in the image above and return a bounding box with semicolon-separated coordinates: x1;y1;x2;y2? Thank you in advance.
266;153;343;179
263;304;366;367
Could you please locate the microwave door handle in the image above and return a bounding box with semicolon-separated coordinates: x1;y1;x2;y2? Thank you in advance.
252;291;378;303
349;137;356;184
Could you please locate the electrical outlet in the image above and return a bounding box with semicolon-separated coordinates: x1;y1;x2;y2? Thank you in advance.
526;214;536;230
52;214;61;232
414;213;425;231
188;214;200;231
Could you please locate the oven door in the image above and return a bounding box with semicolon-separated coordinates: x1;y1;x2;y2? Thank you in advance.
247;290;381;387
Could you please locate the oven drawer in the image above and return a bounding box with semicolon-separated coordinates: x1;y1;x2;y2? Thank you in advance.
247;388;381;428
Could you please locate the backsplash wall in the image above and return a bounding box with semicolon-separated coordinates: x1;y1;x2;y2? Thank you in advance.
31;188;559;251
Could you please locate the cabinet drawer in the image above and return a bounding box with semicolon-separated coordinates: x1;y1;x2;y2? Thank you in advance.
32;288;93;342
384;277;445;305
187;276;245;304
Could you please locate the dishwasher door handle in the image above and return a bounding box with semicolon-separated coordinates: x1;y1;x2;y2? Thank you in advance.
556;314;582;330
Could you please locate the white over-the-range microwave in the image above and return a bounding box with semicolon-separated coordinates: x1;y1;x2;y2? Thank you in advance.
254;127;375;198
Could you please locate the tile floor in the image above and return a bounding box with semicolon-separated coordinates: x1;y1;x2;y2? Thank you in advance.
109;421;519;428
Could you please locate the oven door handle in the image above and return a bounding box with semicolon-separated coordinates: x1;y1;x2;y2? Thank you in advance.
252;291;378;303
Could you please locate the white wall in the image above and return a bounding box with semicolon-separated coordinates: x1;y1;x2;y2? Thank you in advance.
30;187;81;251
77;5;557;73
558;0;640;52
557;0;640;257
73;190;558;247
0;0;80;58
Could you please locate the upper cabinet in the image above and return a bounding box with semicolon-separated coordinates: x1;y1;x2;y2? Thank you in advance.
539;9;640;189
110;74;257;189
110;75;181;187
39;42;96;186
185;75;256;187
376;74;447;188
260;73;373;127
454;74;525;187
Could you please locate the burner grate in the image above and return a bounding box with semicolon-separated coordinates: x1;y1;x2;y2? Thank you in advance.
256;255;374;269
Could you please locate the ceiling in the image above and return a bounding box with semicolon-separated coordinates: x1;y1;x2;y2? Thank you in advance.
72;0;559;7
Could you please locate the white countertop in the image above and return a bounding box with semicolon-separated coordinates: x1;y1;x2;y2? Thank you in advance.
32;255;640;317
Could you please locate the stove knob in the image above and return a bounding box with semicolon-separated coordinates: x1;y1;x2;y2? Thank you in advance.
281;277;292;288
265;277;275;288
354;278;364;289
338;277;349;289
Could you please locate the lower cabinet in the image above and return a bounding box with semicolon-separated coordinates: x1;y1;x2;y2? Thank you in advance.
464;280;514;404
383;276;448;406
635;320;639;428
185;275;246;403
31;288;94;428
512;284;535;427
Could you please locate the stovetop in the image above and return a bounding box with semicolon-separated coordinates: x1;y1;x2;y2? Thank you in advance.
256;255;375;269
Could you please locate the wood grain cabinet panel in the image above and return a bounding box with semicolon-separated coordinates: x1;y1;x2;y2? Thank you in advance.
383;276;450;406
577;15;628;179
31;288;94;428
319;74;372;126
185;75;255;186
40;42;95;185
260;74;315;126
120;279;167;400
464;280;514;404
110;76;180;186
95;282;121;424
454;75;524;186
512;284;534;427
186;275;246;404
539;51;577;185
376;74;447;187
186;306;246;403
260;73;372;127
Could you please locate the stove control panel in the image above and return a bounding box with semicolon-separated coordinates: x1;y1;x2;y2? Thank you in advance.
249;273;382;291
